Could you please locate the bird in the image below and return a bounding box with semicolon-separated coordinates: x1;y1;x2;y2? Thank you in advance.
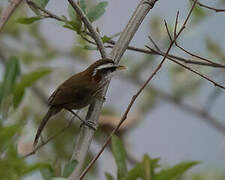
33;58;126;147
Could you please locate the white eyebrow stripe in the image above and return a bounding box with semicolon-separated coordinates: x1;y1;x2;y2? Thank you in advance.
95;63;115;70
92;63;115;77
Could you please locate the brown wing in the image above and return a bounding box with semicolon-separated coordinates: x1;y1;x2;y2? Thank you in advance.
48;86;91;106
48;72;93;106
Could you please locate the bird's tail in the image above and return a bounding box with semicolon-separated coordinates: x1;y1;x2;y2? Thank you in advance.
33;107;60;147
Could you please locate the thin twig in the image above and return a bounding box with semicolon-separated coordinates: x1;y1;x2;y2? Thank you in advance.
164;20;173;42
77;1;199;179
67;0;107;58
26;0;64;22
24;2;225;69
107;39;225;68
175;43;225;68
0;0;23;33
191;0;225;12
174;11;179;38
23;116;74;158
148;36;161;52
145;45;225;90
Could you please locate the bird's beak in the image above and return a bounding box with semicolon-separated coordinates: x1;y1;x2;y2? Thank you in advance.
115;65;127;71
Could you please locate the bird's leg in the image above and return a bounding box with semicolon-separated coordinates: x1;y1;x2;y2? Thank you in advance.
80;120;97;130
65;108;97;130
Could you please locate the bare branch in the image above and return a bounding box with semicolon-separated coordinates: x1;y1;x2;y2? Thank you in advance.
174;11;179;38
148;35;161;52
175;43;225;68
0;0;23;33
164;20;173;42
105;40;225;68
191;0;225;12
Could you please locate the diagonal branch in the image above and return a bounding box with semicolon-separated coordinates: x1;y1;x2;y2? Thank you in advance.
0;0;23;33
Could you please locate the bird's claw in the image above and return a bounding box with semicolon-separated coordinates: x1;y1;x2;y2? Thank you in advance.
80;120;97;130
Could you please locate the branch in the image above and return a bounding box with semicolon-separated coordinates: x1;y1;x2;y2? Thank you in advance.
80;32;225;68
23;0;225;69
191;0;225;12
77;1;199;179
26;0;64;22
0;0;23;33
68;0;107;58
68;0;158;179
175;42;225;68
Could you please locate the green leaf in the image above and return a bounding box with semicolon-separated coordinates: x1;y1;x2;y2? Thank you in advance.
102;35;111;43
81;45;97;50
41;168;54;180
35;0;49;8
0;124;21;151
191;4;208;24
16;17;42;24
67;4;82;32
0;56;20;104
63;24;77;31
87;1;108;22
51;178;68;180
63;160;77;178
124;162;143;180
155;161;200;180
105;172;114;180
124;155;160;180
23;162;53;175
143;155;151;180
111;135;127;180
13;67;52;107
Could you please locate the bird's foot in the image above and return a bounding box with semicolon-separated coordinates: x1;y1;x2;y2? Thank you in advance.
80;120;97;130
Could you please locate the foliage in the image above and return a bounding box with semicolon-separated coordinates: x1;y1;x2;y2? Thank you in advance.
108;135;199;180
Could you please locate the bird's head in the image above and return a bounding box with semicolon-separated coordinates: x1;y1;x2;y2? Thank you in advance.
87;58;127;82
